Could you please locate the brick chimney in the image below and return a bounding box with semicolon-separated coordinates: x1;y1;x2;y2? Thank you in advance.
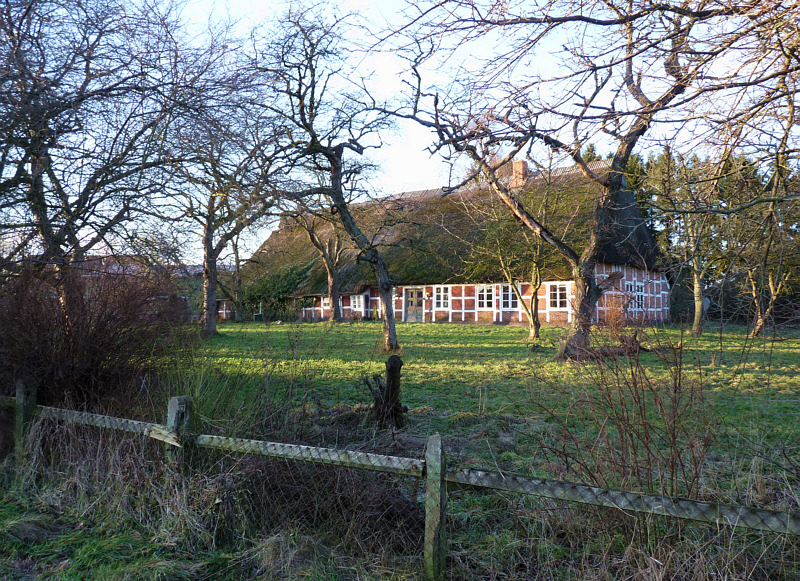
510;160;529;188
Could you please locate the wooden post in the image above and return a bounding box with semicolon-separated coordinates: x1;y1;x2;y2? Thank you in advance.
424;433;447;581
165;396;193;467
15;379;36;465
364;355;407;429
384;355;404;427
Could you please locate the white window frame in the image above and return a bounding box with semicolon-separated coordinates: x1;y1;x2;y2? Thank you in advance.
625;282;646;311
217;301;231;318
351;294;364;311
549;284;569;310
636;284;645;311
501;285;518;310
477;285;493;310
434;286;450;309
612;264;623;273
322;296;331;309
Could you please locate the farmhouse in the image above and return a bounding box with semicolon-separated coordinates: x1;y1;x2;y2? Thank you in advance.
249;160;669;326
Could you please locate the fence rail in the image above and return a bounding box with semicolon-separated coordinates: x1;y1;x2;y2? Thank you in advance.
446;468;799;536
2;388;799;581
194;434;424;476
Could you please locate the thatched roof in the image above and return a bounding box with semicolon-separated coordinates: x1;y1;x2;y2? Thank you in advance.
247;161;663;295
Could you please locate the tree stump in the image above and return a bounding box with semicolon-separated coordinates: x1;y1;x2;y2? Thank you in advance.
365;355;407;429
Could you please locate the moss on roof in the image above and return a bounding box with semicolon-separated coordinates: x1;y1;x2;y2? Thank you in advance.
247;163;663;295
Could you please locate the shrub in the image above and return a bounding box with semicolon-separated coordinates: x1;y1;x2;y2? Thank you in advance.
243;264;311;321
533;328;713;498
0;268;191;411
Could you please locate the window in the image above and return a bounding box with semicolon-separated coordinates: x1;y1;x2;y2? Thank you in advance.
625;283;645;311
612;264;622;273
477;285;493;309
549;284;568;309
434;286;450;309
217;301;231;319
322;296;331;309
501;285;518;310
351;294;364;310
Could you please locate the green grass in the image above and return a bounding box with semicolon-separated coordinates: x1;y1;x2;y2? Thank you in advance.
193;320;800;447
3;320;799;580
192;320;800;510
0;499;209;580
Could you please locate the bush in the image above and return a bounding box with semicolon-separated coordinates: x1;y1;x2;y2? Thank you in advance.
0;268;192;410
243;264;311;322
533;328;713;498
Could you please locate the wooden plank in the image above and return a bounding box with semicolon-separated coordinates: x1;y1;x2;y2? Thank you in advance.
165;396;193;465
194;434;423;477
33;406;156;435
446;468;800;536
147;425;181;447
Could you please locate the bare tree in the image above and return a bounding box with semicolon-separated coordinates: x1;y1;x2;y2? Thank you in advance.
170;108;279;336
255;8;400;351
154;22;286;337
394;0;800;359
734;52;800;337
285;202;348;322
727;173;799;338
646;150;730;336
452;166;563;341
0;0;186;310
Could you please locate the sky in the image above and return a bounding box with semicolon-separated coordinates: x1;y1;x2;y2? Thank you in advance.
175;0;463;263
185;0;457;197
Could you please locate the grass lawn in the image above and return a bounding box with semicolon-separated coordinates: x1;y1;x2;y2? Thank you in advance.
3;320;798;580
194;320;800;460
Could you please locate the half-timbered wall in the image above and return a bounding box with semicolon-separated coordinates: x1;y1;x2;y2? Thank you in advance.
301;291;374;322
299;262;669;324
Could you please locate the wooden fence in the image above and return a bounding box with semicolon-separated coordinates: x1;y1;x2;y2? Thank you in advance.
2;382;798;581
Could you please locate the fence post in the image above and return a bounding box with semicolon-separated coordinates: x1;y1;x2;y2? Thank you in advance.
424;433;447;581
15;379;36;465
166;396;193;467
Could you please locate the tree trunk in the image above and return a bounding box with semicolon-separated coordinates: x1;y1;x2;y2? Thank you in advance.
505;274;541;341
365;355;406;429
691;268;704;337
748;270;787;338
233;239;244;323
363;246;399;351
530;292;541;340
325;261;343;322
556;262;598;361
528;264;542;340
202;225;218;337
234;292;243;323
376;267;399;352
326;144;399;351
54;262;84;342
751;314;766;338
747;270;763;338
